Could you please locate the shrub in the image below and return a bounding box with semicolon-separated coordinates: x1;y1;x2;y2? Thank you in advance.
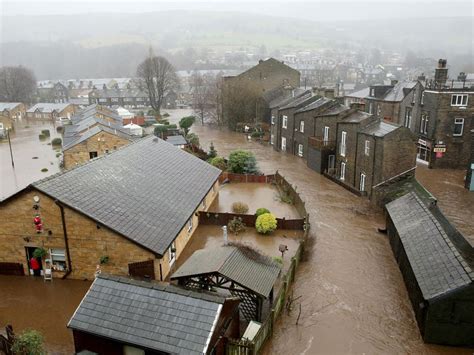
208;142;217;159
255;208;270;217
41;129;50;137
40;168;48;172
11;329;45;355
232;202;249;214
56;152;61;158
186;133;200;147
227;217;245;235
179;116;195;135
272;256;283;265
153;124;177;137
56;126;64;133
38;134;46;140
100;255;109;265
250;131;263;138
33;247;47;259
162;112;170;118
51;138;62;145
228;150;259;174
209;156;227;171
255;213;277;234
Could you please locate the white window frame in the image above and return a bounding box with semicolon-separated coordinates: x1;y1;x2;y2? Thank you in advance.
370;88;375;97
364;140;370;156
281;137;287;151
453;118;464;136
50;248;67;271
451;94;468;107
368;102;374;114
404;107;412;128
420;113;429;134
270;133;274;145
299;121;305;133
420;91;425;105
169;241;176;265
187;217;193;233
340;162;346;181
340;131;347;157
323;126;329;144
282;115;288;129
271;115;275;125
298;144;303;157
360;173;366;192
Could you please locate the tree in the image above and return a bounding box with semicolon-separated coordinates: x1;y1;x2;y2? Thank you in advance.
136;51;179;114
179;116;195;136
228;150;259;174
11;329;45;355
186;133;200;147
255;213;277;234
221;80;261;129
191;72;218;124
0;66;37;103
209;156;227;170
208;142;217;159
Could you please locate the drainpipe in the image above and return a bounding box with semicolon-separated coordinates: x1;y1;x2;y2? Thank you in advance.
55;200;73;279
354;130;359;189
370;137;377;197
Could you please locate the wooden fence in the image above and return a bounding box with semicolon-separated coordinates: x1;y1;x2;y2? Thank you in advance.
226;240;306;354
199;212;305;230
219;172;275;184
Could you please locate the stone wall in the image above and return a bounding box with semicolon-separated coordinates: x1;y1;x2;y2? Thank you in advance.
63;131;132;169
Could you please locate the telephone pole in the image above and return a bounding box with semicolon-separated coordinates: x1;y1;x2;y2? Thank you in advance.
7;128;14;167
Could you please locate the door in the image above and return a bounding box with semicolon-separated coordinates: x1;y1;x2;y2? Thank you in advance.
25;247;43;276
360;173;366;192
281;137;286;152
328;155;335;169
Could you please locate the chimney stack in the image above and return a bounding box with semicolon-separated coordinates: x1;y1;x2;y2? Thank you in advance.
435;59;448;88
458;72;467;82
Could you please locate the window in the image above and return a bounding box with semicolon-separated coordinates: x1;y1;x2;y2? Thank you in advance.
89;151;98;159
420;113;429;134
368;102;374;114
270;134;274;145
50;249;66;271
299;121;305;133
340;131;347;157
271;115;275;125
281;137;287;151
370;88;375;97
282;115;288;129
298;144;303;157
323;126;329;144
104;149;109;154
453;118;464;136
360;173;366;192
169;241;176;265
340;162;346;181
420;92;425;105
111;98;119;102
451;94;468;107
187;217;193;232
99;98;107;103
364;140;370;156
404;107;412;128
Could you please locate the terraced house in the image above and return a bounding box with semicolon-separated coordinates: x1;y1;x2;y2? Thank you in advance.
0;137;220;281
26;103;76;120
0;102;27;120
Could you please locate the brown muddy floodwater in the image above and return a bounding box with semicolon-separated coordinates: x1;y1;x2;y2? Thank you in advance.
0;119;62;200
0;276;91;354
191;125;471;354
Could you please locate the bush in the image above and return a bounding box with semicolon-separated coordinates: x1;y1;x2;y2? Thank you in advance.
40;168;48;172
228;150;259;174
255;208;270;217
186;133;200;147
41;129;50;137
208;142;217;159
255;213;277;234
56;153;61;158
162;112;170;118
38;134;46;140
272;256;283;265
33;248;47;259
250;131;263;138
228;217;245;235
51;138;62;146
153;124;176;137
232;202;249;214
56;126;64;133
209;156;227;171
179;116;195;135
11;329;45;355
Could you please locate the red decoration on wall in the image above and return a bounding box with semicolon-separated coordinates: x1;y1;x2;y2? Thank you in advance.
33;215;43;233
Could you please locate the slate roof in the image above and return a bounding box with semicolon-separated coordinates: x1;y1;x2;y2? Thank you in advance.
26;103;71;113
171;245;281;298
279;94;320;111
361;120;400;137
295;97;332;114
345;87;370;99
342;110;372;123
90;88;148;98
386;192;474;300
0;102;22;111
383;81;417;102
62;124;135;151
68;274;225;355
33;136;221;255
166;135;188;146
322;104;350;116
268;90;310;109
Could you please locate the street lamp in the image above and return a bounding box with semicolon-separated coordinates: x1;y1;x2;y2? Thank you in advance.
7;127;14;167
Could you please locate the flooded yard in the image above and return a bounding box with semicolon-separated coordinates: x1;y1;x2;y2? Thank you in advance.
209;182;301;219
0;276;91;354
0;119;62;200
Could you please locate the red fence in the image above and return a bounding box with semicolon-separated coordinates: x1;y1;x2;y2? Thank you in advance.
219;172;275;184
199;212;305;230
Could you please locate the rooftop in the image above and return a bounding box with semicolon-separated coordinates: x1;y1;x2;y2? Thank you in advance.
68;274;225;355
295;97;332;114
268;89;310;109
279;94;320;111
0;102;22;111
166;135;188;146
26;103;72;113
62;124;135;151
342;110;372;123
32;136;221;255
345;87;370;99
361;120;401;137
171;245;281;298
386;192;474;300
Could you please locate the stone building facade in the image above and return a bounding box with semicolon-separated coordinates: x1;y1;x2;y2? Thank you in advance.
0;102;27;120
26;103;77;120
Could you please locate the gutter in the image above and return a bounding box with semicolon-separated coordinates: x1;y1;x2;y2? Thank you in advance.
55;200;73;279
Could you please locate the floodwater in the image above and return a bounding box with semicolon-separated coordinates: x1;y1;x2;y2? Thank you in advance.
0;119;62;200
0;276;91;354
191;124;471;354
416;165;474;245
209;182;301;219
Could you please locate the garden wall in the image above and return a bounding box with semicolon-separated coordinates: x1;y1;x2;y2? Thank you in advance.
198;212;305;230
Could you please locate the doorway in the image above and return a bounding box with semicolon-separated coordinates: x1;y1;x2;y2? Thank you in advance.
25;247;43;276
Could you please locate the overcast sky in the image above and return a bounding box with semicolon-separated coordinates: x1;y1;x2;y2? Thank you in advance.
2;0;473;21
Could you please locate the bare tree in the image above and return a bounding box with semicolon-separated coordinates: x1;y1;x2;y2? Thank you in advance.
221;79;261;129
191;72;220;125
136;52;179;114
0;66;37;103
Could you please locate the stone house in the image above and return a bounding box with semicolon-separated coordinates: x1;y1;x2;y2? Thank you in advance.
385;192;474;346
37;82;69;103
466;130;474;191
411;60;474;169
0;137;221;281
334;112;416;196
0;102;27;120
273;94;320;154
88;87;150;108
343;87;369;109
26;103;76;120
